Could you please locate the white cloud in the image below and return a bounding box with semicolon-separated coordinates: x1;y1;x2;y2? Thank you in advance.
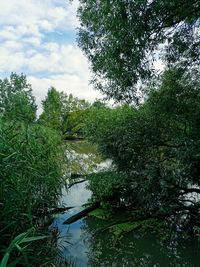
0;26;18;40
40;20;54;31
0;0;102;112
3;40;22;50
0;47;26;71
0;0;79;34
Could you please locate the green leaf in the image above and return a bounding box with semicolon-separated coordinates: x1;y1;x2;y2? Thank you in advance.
0;253;9;267
20;235;47;243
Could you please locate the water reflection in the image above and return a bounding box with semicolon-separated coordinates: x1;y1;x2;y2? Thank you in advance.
61;182;92;209
52;182;200;267
51;142;200;266
81;215;199;267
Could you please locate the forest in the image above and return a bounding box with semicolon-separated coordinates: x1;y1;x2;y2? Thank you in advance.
0;0;200;266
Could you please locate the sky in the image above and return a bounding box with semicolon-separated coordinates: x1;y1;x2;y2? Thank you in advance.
0;0;102;113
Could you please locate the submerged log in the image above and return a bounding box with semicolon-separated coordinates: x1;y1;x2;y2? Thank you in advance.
63;202;100;224
71;173;85;179
64;136;85;141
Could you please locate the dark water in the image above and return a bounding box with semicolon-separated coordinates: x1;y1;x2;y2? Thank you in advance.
51;142;200;266
51;182;200;267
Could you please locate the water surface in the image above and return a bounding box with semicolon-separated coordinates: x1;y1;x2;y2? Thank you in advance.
51;142;200;266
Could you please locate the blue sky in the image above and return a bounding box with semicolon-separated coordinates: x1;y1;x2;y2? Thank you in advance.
0;0;101;113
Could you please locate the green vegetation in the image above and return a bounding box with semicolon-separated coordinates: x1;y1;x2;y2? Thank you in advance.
0;73;36;123
76;0;200;240
1;1;200;265
89;208;111;220
0;74;65;266
77;0;199;102
110;222;141;239
39;87;90;136
84;68;200;238
0;230;47;267
87;172;128;200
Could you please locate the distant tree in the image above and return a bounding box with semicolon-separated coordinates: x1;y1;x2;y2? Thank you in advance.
61;93;90;114
0;73;37;123
92;99;107;109
77;0;200;103
39;89;90;135
39;87;63;131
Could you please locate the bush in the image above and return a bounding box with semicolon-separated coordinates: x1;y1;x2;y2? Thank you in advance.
87;171;128;200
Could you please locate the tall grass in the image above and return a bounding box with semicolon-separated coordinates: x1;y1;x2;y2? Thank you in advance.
0;229;47;267
0;120;66;266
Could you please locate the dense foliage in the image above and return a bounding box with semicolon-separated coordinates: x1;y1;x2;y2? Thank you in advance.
77;0;200;102
39;87;90;136
0;73;37;123
76;0;200;239
85;68;200;235
1;1;199;264
0;74;65;266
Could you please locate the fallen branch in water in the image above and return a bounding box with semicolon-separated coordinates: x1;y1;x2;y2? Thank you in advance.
64;136;85;141
71;173;85;179
68;179;87;188
63;202;100;224
97;202;200;234
97;214;152;234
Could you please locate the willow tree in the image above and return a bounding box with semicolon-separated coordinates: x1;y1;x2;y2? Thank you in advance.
77;0;200;103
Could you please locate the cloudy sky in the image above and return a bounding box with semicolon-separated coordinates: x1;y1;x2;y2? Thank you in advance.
0;0;102;113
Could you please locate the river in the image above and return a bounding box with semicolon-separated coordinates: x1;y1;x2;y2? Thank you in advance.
50;141;200;267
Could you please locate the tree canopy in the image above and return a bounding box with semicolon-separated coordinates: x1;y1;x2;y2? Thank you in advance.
39;87;63;131
39;87;90;135
0;73;37;123
77;0;200;103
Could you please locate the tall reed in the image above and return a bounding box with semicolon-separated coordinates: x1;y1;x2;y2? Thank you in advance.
0;120;66;266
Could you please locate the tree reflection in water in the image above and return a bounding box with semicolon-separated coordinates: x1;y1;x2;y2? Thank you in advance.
80;216;199;267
